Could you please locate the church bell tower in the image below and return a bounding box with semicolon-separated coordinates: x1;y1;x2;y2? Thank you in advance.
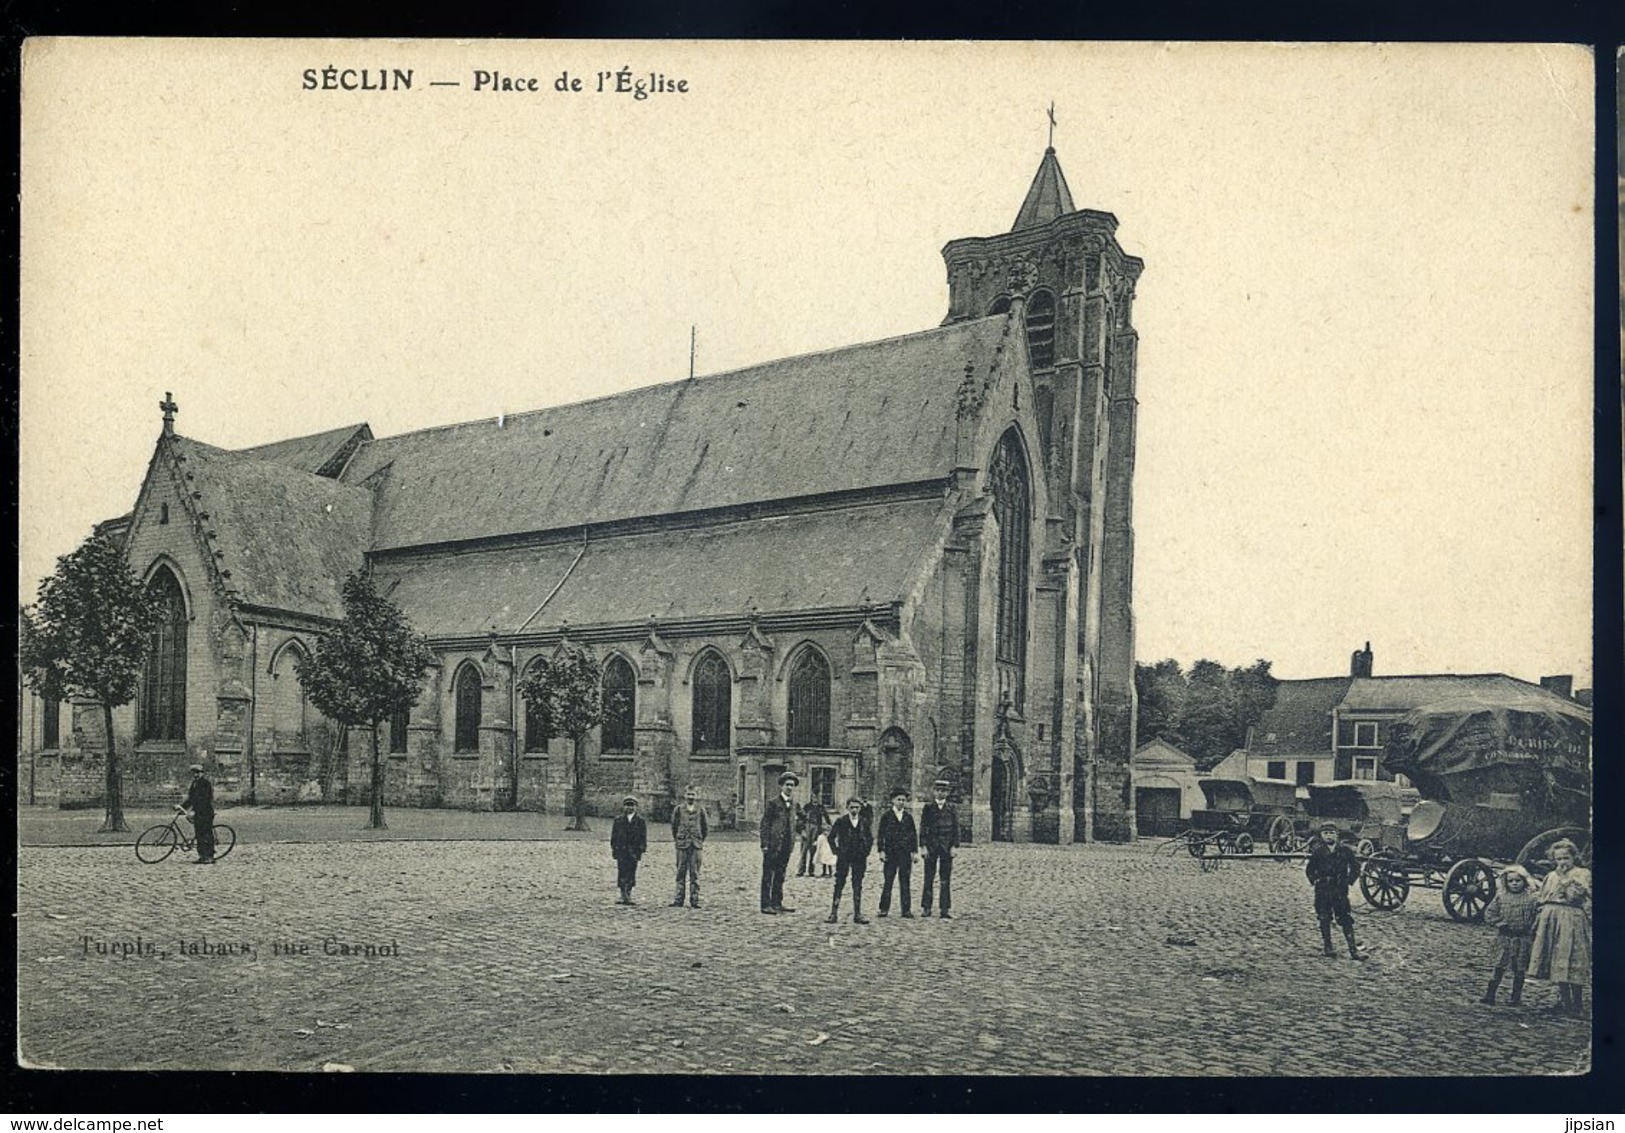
939;143;1144;842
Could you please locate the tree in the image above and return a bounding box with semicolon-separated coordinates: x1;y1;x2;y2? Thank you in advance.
1134;658;1188;747
1132;657;1280;771
517;645;603;831
22;531;161;832
296;571;434;830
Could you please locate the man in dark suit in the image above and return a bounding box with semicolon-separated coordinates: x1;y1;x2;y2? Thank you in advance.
610;795;647;905
181;764;216;864
876;786;919;918
920;777;959;918
759;771;799;914
825;796;874;925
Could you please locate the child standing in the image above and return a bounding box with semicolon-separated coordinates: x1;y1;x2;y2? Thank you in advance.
670;785;708;908
610;795;647;905
1480;864;1538;1005
1529;838;1592;1016
1305;821;1364;960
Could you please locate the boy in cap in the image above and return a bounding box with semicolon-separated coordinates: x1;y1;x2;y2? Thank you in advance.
759;770;799;914
1304;821;1364;959
919;777;958;917
181;764;216;865
671;785;708;908
826;796;874;924
610;795;647;905
876;786;919;918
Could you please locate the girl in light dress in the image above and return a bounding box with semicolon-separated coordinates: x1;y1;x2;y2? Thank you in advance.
1528;838;1591;1016
814;827;836;877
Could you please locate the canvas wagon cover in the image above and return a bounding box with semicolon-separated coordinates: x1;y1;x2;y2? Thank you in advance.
1383;690;1590;817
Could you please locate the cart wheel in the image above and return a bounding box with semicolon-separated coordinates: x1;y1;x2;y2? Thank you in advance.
1443;859;1496;923
1515;827;1590;871
1186;835;1206;859
1267;815;1296;854
1359;860;1410;910
1356;838;1376;860
1234;832;1254;855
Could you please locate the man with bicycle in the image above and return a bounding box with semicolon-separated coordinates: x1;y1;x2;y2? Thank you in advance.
181;764;216;864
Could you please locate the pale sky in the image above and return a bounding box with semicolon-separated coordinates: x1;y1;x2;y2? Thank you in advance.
19;40;1596;686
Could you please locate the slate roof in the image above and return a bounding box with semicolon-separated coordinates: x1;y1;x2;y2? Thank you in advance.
1012;147;1077;231
377;497;949;638
1247;677;1351;757
235;424;373;477
1339;673;1572;714
172;436;373;620
341;317;1012;551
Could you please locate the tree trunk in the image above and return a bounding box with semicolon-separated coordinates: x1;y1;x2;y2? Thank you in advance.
367;721;387;830
97;700;129;833
568;736;589;831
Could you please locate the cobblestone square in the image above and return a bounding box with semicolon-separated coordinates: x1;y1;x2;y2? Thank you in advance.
17;823;1592;1076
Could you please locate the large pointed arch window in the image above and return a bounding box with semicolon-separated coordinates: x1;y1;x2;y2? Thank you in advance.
1025;289;1056;369
601;656;636;753
454;664;482;754
269;642;310;751
787;648;831;748
521;659;549;754
140;567;188;742
988;429;1032;677
691;651;731;755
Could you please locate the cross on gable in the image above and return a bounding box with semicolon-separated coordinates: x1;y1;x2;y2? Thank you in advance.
160;392;179;434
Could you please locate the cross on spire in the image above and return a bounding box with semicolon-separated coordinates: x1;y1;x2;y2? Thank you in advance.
160;392;179;435
1047;101;1056;149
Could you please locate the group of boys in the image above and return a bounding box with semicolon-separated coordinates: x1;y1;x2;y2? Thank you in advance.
609;771;960;923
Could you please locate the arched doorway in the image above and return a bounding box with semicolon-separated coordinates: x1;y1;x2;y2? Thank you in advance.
991;749;1016;842
879;727;913;798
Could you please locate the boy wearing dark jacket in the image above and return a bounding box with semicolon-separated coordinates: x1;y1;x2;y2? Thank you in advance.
611;795;647;905
1305;821;1364;959
876;787;919;918
825;797;874;925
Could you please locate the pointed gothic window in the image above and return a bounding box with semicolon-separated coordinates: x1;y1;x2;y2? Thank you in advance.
522;659;549;754
988;429;1032;674
691;651;731;755
1025;290;1056;370
601;656;636;753
787;648;831;748
270;642;310;750
41;693;61;750
454;664;482;754
988;295;1012;317
139;567;187;742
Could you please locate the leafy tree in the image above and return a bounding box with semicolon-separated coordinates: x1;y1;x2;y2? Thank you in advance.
296;571;434;830
1133;658;1188;747
1132;656;1280;771
22;532;161;832
517;645;603;831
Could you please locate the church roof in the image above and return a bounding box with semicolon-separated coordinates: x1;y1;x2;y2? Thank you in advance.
172;437;373;619
235;423;373;478
377;497;949;637
343;317;1011;551
1011;147;1077;231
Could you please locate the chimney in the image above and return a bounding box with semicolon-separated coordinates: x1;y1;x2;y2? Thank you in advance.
1540;675;1574;699
1350;641;1374;679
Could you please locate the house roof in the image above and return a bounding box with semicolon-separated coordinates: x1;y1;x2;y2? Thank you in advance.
341;317;1011;551
1339;673;1576;714
1012;147;1077;231
172;436;373;619
1248;677;1351;757
1134;737;1197;770
235;424;373;477
376;497;949;638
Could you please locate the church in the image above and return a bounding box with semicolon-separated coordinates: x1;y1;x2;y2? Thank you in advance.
28;146;1145;843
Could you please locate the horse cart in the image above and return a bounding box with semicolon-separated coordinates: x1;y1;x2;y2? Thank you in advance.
1354;689;1590;922
1303;780;1408;859
1165;776;1308;865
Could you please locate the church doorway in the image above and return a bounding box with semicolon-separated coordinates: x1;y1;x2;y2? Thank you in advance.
879;727;912;798
990;753;1016;841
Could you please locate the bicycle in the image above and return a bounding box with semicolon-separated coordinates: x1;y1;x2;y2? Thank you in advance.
135;807;236;864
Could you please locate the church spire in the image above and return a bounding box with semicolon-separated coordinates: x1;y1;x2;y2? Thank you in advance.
1011;145;1076;232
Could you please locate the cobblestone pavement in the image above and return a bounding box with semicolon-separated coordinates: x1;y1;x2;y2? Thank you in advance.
17;836;1592;1075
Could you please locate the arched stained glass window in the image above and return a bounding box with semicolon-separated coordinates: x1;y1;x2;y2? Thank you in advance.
691;651;731;755
988;429;1032;672
1025;289;1056;369
601;656;636;753
787;649;831;748
140;567;187;742
454;664;482;754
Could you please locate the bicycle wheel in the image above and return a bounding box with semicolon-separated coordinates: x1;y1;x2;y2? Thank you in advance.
211;824;236;861
135;824;179;863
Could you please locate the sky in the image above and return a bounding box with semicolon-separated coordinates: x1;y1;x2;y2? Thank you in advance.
18;40;1596;685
